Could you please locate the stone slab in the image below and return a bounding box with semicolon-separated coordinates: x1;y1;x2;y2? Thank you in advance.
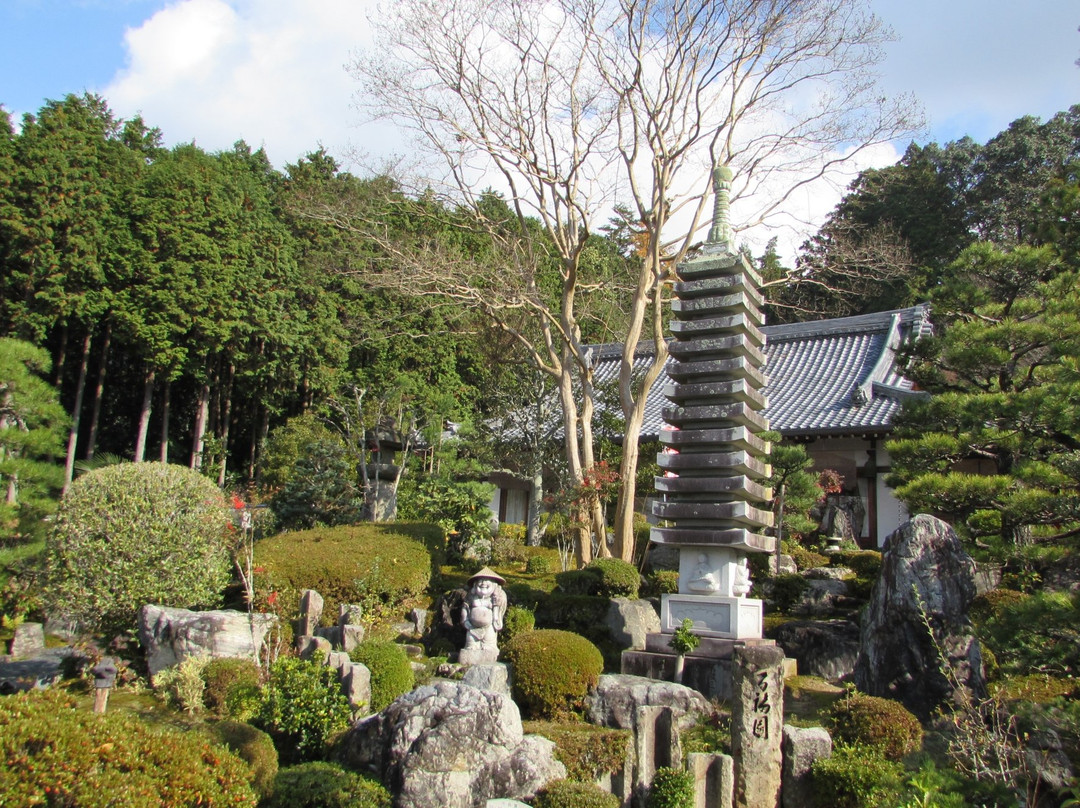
661;594;763;639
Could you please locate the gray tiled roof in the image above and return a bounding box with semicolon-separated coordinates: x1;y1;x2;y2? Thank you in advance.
590;304;931;440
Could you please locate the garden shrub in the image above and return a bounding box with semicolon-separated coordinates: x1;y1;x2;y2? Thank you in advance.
270;440;363;530
644;569;680;596
767;573;809;614
533;594;618;667
523;720;630;782
350;639;416;711
555;558;640;598
830;550;882;579
828;692;923;758
532;779;620;808
811;743;904;808
205;719;279;800
780;540;829;571
979;590;1080;676
501;604;536;647
45;462;232;634
503;629;603;719
0;690;257;807
256;654;353;763
399;476;495;562
255;522;438;624
968;588;1027;625
265;761;391;808
647;766;695;808
153;653;210;714
202;656;263;719
526;554;553;575
493;522;527;563
259;413;343;491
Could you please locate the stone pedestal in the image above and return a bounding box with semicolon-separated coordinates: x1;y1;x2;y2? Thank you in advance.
660;594;763;640
622;635;778;701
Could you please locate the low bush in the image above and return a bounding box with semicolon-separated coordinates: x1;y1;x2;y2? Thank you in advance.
0;690;257;806
781;540;829;572
523;720;630;782
526;554;554;575
830;550;882;579
153;654;210;714
828;692;923;759
811;743;904;808
968;588;1027;625
254;522;439;624
501;604;536;647
643;569;680;596
532;779;620;808
256;654;353;763
350;640;415;712
45;462;232;634
265;762;391;808
493;523;528;563
767;574;809;614
202;657;263;719
533;594;617;667
503;629;603;719
647;767;695;808
555;558;640;598
204;719;278;800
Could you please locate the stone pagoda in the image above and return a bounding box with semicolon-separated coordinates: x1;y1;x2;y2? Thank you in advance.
623;166;777;696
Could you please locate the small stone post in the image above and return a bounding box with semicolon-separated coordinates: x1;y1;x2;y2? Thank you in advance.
91;657;118;714
731;645;784;808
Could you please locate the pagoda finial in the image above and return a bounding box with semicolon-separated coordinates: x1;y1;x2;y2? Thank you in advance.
707;164;734;247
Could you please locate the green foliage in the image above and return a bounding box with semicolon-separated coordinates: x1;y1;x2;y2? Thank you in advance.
555;557;640;598
766;437;824;539
260;413;344;491
828;692;924;758
811;743;905;808
270;440;363;530
254;522;437;623
523;720;630;782
898;758;969;808
503;629;604;719
681;712;731;756
531;779;621;808
501;604;536;646
647;767;695;808
668;618;700;656
830;550;882;578
643;569;680;596
399;475;495;562
0;339;67;543
153;654;211;714
968;588;1027;625
781;540;829;572
265;762;392;808
349;640;415;711
978;590;1080;676
256;654;353;763
45;462;231;634
0;689;257;806
526;554;554;574
201;657;263;720
204;720;279;800
768;573;809;614
534;594;614;659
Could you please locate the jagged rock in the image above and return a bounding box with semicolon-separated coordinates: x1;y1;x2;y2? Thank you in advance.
803;567;852;581
339;680;564;808
296;635;332;660
1025;728;1074;793
792;579;850;616
586;673;713;731
771;620;859;681
854;515;985;720
138;605;277;677
462;662;511;697
409;607;429;636
297;589;324;637
782;725;832;808
606;598;660;650
9;623;45;659
342;662;371;711
776;555;798;575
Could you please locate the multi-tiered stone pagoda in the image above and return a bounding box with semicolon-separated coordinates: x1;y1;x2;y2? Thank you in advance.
651;165;775;641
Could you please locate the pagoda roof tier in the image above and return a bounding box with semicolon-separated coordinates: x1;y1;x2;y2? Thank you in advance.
649;526;776;554
653;474;772;502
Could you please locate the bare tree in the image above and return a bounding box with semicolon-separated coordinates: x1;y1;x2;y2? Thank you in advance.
349;0;920;563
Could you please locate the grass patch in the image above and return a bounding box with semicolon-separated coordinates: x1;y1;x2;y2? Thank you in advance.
522;720;630;782
784;676;845;726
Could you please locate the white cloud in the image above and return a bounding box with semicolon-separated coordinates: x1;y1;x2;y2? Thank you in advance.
105;0;378;167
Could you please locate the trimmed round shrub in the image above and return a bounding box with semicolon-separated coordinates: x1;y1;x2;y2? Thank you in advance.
0;690;257;806
532;779;620;808
555;558;640;598
503;629;603;719
265;761;391;808
501;604;536;647
202;657;263;719
205;720;278;800
828;692;923;758
647;766;695;808
256;655;353;763
526;554;553;575
644;569;680;596
255;522;438;623
781;540;829;572
350;640;416;711
830;550;882;579
45;462;232;634
811;743;904;808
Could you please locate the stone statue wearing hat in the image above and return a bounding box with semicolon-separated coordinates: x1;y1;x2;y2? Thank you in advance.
459;567;507;664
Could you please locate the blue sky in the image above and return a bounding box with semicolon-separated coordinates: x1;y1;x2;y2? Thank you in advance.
1;0;1077;256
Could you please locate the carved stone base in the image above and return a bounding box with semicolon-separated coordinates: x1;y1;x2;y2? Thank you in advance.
621;634;779;700
661;594;763;639
457;647;499;665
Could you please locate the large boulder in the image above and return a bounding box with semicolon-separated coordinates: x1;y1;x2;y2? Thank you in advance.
605;598;660;650
771;620;859;681
853;515;985;719
586;673;713;731
138;604;277;677
339;680;564;808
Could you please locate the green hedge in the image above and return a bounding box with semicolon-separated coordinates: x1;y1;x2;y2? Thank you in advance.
532;779;620;808
204;719;278;800
349;640;416;711
255;522;440;623
0;690;257;806
554;558;640;598
828;692;923;758
811;744;904;808
265;762;391;808
523;721;630;783
503;629;603;720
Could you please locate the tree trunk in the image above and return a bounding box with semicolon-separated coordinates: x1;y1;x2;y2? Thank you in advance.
217;362;235;487
526;465;544;547
159;381;171;463
191;382;210;470
253;405;270;484
246;401;260;483
85;323;111;461
62;331;92;493
53;323;68;387
133;368;155;462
